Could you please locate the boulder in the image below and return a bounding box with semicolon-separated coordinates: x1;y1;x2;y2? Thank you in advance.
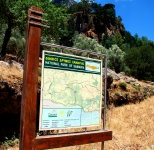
0;61;10;68
125;78;136;83
10;60;23;71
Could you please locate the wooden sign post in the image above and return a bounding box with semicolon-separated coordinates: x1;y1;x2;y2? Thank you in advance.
19;6;42;150
20;6;112;150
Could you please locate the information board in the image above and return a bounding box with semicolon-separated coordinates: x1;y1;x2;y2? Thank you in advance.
39;51;102;130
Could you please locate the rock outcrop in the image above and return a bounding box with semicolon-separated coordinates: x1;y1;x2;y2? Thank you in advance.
102;68;154;106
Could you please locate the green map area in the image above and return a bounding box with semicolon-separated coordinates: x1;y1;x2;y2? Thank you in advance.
43;69;101;112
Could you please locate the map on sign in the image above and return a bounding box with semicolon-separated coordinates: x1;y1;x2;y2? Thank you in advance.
39;51;102;130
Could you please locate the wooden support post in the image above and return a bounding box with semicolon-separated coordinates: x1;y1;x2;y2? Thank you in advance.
19;7;42;150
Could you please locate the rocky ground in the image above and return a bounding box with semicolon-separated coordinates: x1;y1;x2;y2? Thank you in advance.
0;57;23;143
103;68;154;106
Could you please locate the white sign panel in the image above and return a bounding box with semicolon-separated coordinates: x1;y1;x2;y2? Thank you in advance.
39;51;102;130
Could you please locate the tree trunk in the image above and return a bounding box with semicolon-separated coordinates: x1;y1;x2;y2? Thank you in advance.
0;19;12;57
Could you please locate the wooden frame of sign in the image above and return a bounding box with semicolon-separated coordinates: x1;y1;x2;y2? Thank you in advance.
19;6;112;150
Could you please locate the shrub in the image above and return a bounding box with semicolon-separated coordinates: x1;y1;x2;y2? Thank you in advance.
7;28;25;59
132;84;140;92
119;82;127;91
1;135;19;148
115;92;120;96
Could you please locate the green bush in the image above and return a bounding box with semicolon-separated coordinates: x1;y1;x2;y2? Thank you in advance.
73;34;126;73
1;135;19;148
7;28;25;59
132;84;140;92
115;92;120;96
118;82;127;91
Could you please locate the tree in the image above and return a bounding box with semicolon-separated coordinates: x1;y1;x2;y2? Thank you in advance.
73;33;107;56
91;3;116;42
42;3;70;45
125;45;154;81
67;1;92;35
112;32;124;49
123;31;136;49
0;0;15;56
108;44;125;73
102;4;116;25
0;0;43;56
0;0;70;56
7;28;26;59
102;31;114;49
73;34;126;73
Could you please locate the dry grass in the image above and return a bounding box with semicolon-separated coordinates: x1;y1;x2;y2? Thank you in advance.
105;96;154;150
0;65;23;83
48;97;154;150
8;97;153;150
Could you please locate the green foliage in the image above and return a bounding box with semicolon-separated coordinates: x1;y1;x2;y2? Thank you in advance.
115;92;120;96
125;44;154;81
112;32;124;49
0;0;70;56
15;1;70;45
73;33;107;56
68;1;91;14
0;24;7;49
118;82;127;91
102;4;116;25
73;34;126;73
108;44;126;73
92;3;116;26
132;84;140;92
0;0;43;30
1;135;19;148
123;31;136;49
102;32;114;49
91;3;116;41
102;32;125;50
0;0;45;56
42;4;71;44
7;28;26;58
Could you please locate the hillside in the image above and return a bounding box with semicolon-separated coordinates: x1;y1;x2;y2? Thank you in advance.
0;55;154;149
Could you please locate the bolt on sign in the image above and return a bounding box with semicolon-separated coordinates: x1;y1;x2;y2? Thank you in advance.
39;51;102;130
